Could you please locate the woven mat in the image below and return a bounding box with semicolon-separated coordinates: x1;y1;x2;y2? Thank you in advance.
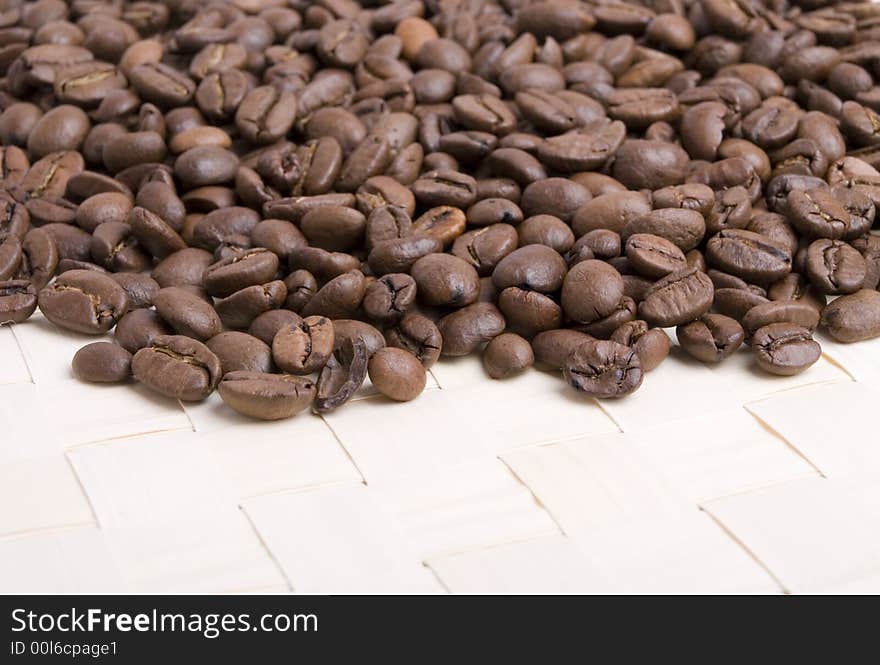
2;308;880;595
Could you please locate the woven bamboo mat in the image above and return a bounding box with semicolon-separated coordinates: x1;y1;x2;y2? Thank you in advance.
2;306;880;594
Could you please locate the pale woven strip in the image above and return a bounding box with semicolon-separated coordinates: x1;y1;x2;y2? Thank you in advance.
1;305;879;595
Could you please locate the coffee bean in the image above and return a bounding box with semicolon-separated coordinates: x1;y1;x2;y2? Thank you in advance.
677;314;745;363
368;347;426;401
132;334;221;401
483;332;534;379
203;248;279;298
751;323;821;376
114;308;171;354
0;279;37;324
301;269;366;320
438;302;505;356
218;371;315;420
804;239;867;295
411;253;479;308
625;233;687;279
562;259;624;324
206;331;273;375
314;336;368;413
609;320;670;371
72;341;132;383
215;280;287;330
706;229;792;284
821;289;880;343
531;329;596;370
38;269;128;334
563;339;643;398
385;313;442;367
272;315;334;375
493;245;567;294
639;267;714;327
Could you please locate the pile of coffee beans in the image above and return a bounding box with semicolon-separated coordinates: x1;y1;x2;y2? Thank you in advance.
2;0;880;420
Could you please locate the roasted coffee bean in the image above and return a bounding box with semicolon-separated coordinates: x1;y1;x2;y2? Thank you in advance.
272;315;334;375
623;208;706;254
804;239;867;295
609;320;670;372
786;188;857;240
313;337;368;413
531;329;596;370
493;245;567;294
677;314;745;363
639;267;714;327
368;347;426;401
0;279;37;324
741;300;821;339
625;233;687;279
203;248;279;298
411;254;479;308
561;260;624;324
193;207;261;251
483;333;534;380
452;224;518;276
571;191;651;237
206;331;273;375
520;178;591;223
152;286;222;341
821;289;880;343
215;280;287;330
385;313;442;367
563;339;643;399
438;302;505;356
114;308;171;354
247;309;302;348
128;206;186;259
129;62;196;108
612;139;689;190
518;215;574;254
235;86;297;145
132;335;221;401
218;371;315;420
368;234;443;275
300;205;365;253
706;229;792;284
751;323;821;376
38;269;128;334
72;342;132;383
301;270;366;320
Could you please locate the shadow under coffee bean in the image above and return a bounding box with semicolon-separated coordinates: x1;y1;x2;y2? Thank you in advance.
1;0;879;417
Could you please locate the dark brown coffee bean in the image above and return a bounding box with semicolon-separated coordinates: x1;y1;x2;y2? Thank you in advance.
537;123;626;173
314;336;368;413
302;270;366;320
623;208;707;253
114;308;171;354
367;347;426;401
193;207;261;251
452;224;518;276
0;279;37;324
706;229;792;284
821;289;880;343
38;269;128;334
272;315;335;375
571;191;652;237
563;339;643;399
438;302;505;356
411;253;479;308
128;62;196;108
804;239;867;295
625;233;687;279
786;188;857;240
215;280;287;330
206;331;273;375
493;244;568;294
72;342;132;383
247;309;303;348
612;139;689;189
677;314;745;363
520;178;591;223
300;205;366;253
128;206;186;259
561;259;625;325
90;221;150;273
26;105;90;159
368;234;443;275
203;248;279;298
332;320;386;363
741;300;821;339
152;286;221;341
132;334;222;401
498;287;562;336
481;333;533;380
235;85;297;145
639;267;714;327
751;323;821;376
609;320;670;372
218;371;315;420
531;329;595;370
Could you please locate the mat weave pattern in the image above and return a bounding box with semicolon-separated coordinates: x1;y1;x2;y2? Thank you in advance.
2;310;880;594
